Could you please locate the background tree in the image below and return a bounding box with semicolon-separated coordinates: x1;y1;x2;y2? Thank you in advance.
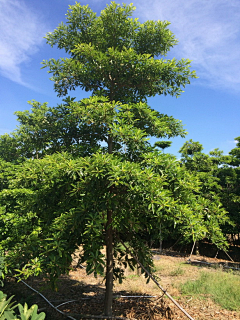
154;140;172;152
179;140;235;246
215;138;240;237
0;134;22;164
147;149;229;249
179;139;203;157
229;137;240;166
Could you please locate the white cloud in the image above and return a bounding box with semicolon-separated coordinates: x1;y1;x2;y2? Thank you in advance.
0;0;47;85
133;0;240;93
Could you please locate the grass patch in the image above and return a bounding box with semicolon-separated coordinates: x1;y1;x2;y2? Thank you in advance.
127;274;139;280
169;267;185;277
180;270;240;311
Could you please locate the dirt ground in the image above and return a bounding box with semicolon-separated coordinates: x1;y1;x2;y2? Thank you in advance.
3;250;240;320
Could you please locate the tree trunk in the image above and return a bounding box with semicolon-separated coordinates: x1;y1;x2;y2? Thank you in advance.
104;209;113;316
195;241;200;256
104;133;114;316
159;223;163;254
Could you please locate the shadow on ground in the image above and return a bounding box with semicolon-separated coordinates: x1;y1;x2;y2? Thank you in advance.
3;272;172;320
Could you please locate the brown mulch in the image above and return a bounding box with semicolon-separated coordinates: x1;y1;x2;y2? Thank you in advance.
3;277;173;320
2;251;240;320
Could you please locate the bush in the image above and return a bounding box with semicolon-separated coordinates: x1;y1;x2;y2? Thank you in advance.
0;290;45;320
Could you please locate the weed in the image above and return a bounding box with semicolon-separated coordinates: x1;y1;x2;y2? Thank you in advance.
127;274;139;280
170;267;185;277
154;265;165;272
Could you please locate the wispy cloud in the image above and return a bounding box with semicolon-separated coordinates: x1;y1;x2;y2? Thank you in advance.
1;0;239;93
134;0;240;93
0;128;11;135
0;0;47;86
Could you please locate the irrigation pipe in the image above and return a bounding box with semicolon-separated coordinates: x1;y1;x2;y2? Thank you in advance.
71;315;134;319
187;259;240;271
119;240;195;320
56;300;77;308
15;278;77;320
117;295;157;298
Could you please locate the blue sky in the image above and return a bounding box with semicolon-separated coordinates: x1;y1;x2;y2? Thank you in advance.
0;0;240;156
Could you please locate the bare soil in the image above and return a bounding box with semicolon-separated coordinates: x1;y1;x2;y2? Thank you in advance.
3;250;240;319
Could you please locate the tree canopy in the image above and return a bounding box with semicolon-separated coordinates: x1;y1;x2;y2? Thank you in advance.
42;2;196;102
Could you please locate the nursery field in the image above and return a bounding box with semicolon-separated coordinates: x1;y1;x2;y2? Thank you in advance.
3;250;240;320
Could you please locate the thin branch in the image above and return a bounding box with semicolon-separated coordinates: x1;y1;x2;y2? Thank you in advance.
168;235;182;250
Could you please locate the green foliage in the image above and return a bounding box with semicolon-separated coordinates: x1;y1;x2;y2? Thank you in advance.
180;271;240;311
0;290;16;319
142;151;229;248
178;138;240;239
17;303;45;320
229;137;240;166
42;2;196;102
0;97;186;163
0;291;45;320
0;134;21;164
0;98;95;161
179;139;203;157
154;140;172;151
0;149;229;285
0;153;158;283
178;140;233;244
215;138;240;234
0;160;17;191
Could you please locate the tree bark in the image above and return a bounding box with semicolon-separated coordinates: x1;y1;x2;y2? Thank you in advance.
195;240;200;256
104;208;113;316
159;223;163;254
104;132;114;316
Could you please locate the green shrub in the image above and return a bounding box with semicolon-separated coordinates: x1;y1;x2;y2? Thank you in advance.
0;290;45;320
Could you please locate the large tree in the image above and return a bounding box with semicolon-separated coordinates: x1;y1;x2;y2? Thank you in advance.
215;137;240;236
42;6;197;313
0;3;229;318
